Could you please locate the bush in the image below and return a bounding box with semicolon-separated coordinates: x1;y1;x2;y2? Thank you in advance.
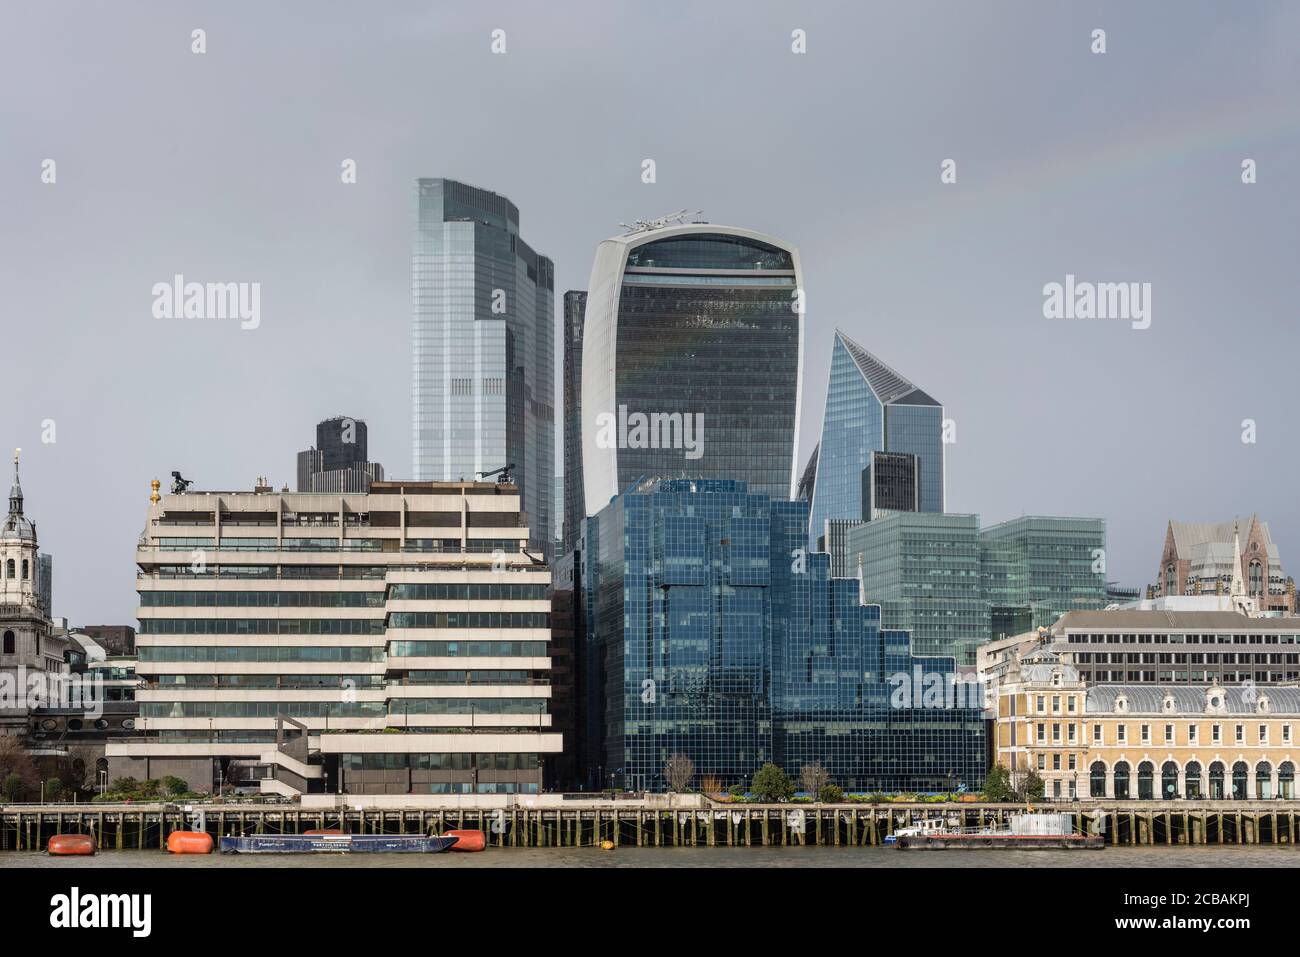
44;777;64;800
161;775;188;796
818;783;845;804
727;783;747;800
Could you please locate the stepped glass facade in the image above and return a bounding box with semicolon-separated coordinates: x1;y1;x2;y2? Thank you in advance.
579;479;985;793
108;480;560;798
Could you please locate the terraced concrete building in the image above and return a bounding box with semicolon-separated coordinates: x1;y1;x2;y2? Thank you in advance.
107;479;559;800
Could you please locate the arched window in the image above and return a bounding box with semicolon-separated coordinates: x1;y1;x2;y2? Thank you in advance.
1113;762;1131;800
1280;762;1295;800
1209;762;1225;800
1162;761;1180;799
1089;761;1107;798
20;559;28;580
1256;761;1273;800
1185;762;1202;799
1138;761;1155;800
1232;762;1249;799
2;630;13;655
1249;560;1263;596
4;559;12;579
1164;563;1176;595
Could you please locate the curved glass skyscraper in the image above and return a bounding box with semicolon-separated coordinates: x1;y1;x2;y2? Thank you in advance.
580;224;803;515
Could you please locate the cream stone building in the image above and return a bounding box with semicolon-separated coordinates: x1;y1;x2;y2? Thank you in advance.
994;647;1300;802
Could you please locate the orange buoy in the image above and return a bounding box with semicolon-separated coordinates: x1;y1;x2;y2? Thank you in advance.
47;834;96;856
166;831;214;854
445;829;486;852
303;829;346;836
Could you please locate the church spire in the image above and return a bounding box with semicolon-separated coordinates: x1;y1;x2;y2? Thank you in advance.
8;448;22;517
1230;518;1245;598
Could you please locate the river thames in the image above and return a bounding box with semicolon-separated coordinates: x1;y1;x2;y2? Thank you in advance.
8;845;1297;868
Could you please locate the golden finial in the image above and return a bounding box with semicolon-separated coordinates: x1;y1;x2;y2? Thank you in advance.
150;478;161;504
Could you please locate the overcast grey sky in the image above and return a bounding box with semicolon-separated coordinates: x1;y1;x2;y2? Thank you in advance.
3;1;1298;627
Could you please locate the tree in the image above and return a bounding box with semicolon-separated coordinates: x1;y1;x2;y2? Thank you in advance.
800;762;831;801
1016;767;1046;802
663;753;695;792
44;777;64;800
1;773;23;802
818;783;845;804
0;736;37;799
751;763;795;803
983;763;1015;802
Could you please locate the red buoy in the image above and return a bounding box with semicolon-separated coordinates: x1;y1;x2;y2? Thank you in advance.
166;831;214;854
445;829;486;852
47;834;96;856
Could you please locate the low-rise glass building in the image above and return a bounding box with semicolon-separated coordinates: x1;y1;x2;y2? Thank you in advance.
578;479;985;793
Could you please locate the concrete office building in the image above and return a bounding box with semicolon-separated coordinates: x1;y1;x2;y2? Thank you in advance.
297;416;385;494
107;478;560;799
580;220;803;515
412;179;553;559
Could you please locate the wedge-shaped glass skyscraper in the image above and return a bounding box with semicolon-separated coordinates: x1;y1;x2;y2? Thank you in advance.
805;330;944;550
412;179;553;557
580;224;803;515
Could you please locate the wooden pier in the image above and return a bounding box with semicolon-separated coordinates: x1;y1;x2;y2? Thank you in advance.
5;801;1300;851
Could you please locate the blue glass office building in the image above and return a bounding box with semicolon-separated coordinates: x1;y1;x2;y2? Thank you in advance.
412;179;554;557
805;330;944;551
579;479;985;793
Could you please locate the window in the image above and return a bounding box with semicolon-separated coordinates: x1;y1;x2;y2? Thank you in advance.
4;559;12;579
1259;724;1268;744
1212;724;1221;743
21;559;28;580
1117;724;1127;742
1141;724;1151;743
1052;696;1060;713
2;630;12;655
1165;724;1174;744
1036;722;1045;743
1236;724;1244;744
1093;724;1102;743
1285;725;1292;744
1189;724;1198;744
1036;695;1045;713
1053;754;1061;771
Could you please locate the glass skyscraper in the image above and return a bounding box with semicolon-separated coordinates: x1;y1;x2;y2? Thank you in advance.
804;330;944;551
580;224;803;518
562;290;587;553
846;512;1108;664
412;179;554;558
579;479;986;793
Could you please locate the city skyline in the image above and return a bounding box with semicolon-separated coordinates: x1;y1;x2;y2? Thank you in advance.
4;1;1299;627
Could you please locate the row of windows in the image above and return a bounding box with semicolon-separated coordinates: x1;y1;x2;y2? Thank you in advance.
140;619;384;635
341;752;541;771
139;646;383;662
142;702;386;717
388;612;548;629
153;674;384;688
1028;721;1294;746
388;583;548;601
389;640;548;658
140;591;384;608
392;698;546;715
3;559;29;580
1068;632;1300;646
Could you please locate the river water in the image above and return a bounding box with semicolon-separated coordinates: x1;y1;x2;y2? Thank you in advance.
6;845;1295;868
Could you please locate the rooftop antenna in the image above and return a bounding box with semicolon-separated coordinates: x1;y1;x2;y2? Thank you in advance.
618;210;702;234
